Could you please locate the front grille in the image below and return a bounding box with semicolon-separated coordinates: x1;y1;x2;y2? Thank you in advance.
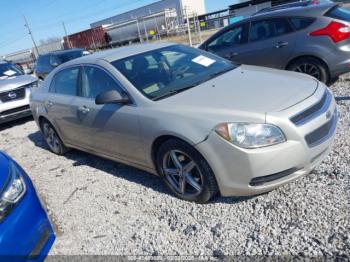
0;105;30;117
305;109;338;147
0;87;26;103
249;167;299;187
290;90;330;126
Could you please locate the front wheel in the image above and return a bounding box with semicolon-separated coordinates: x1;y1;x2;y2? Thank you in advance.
156;139;219;203
287;57;329;84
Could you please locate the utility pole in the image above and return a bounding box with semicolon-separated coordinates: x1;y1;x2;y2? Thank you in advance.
62;21;71;49
136;18;143;43
23;15;39;57
143;18;149;42
184;7;192;47
195;12;202;44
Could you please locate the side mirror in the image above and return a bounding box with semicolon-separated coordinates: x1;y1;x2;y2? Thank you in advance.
95;90;130;105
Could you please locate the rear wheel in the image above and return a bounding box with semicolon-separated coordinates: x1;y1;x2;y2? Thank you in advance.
40;120;68;155
287;57;329;84
156;139;219;203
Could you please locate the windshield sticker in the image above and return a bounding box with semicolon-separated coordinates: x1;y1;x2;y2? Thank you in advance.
3;70;16;76
143;83;160;94
192;55;216;67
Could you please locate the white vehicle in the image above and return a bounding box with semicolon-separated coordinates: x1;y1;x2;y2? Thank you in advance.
0;61;38;124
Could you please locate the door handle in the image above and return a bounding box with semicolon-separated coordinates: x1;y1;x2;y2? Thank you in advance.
78;106;90;114
45;101;53;108
275;41;289;48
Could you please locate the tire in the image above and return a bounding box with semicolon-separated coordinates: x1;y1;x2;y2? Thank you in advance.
287;57;329;84
40;120;68;155
156;138;219;203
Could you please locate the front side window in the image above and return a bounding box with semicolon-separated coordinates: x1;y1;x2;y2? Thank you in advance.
81;66;122;99
0;63;23;79
207;24;248;52
112;45;236;101
50;67;79;96
38;55;50;66
250;18;292;42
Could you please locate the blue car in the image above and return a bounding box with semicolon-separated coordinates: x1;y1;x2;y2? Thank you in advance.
0;152;55;261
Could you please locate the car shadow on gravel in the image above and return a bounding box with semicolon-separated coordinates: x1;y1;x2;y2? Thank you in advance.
0;116;33;131
27;130;172;196
28;130;258;204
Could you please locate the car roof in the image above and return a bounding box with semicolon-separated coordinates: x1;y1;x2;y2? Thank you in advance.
40;48;84;56
0;60;9;64
247;0;336;20
62;42;176;66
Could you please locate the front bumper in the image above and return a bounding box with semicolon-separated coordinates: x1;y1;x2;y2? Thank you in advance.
0;160;55;261
0;88;32;124
195;87;338;197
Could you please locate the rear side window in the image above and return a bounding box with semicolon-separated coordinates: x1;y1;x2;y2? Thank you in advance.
81;66;122;99
249;18;292;42
289;17;315;30
50;67;79;96
326;6;350;22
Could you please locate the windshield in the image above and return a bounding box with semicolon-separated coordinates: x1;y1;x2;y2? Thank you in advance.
0;63;23;79
58;50;84;63
112;45;236;100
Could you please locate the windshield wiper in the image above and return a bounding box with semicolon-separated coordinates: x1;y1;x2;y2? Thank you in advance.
208;67;234;80
153;85;196;101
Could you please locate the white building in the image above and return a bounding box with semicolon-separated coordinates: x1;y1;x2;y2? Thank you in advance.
90;0;206;28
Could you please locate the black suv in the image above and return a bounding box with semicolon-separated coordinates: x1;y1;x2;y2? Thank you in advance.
34;49;88;79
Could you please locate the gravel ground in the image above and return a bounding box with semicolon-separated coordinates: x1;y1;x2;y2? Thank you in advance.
1;74;349;259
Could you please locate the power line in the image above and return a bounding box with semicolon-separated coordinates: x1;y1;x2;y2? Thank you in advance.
0;35;28;51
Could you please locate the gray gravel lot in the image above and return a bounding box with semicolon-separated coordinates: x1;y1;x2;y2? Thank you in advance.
1;74;349;259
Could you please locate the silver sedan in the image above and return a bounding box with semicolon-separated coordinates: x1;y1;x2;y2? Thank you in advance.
30;43;338;203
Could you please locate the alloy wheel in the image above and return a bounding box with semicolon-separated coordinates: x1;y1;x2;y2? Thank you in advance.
293;63;321;80
162;150;203;197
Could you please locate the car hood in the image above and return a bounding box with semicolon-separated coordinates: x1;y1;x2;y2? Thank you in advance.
161;65;318;113
0;152;10;193
0;74;37;93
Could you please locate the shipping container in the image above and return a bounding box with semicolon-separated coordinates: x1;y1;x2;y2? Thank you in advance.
64;26;108;50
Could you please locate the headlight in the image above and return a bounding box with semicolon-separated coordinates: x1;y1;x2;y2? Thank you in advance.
215;123;286;149
0;162;26;221
27;81;39;89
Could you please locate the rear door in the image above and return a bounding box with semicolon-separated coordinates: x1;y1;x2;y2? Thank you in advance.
45;66;82;144
236;18;297;69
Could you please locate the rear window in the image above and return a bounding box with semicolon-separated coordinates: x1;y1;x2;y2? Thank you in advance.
57;51;83;63
326;6;350;22
289;17;315;30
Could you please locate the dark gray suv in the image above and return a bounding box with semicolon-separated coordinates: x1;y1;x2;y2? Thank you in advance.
199;1;350;84
34;49;89;80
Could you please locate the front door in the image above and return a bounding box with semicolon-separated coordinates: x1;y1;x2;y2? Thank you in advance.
76;65;145;165
205;23;249;63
